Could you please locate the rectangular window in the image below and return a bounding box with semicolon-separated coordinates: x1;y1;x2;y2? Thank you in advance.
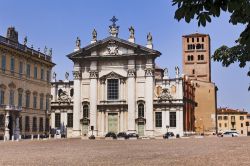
231;116;235;122
192;38;194;42
155;112;162;127
19;116;22;132
19;61;23;78
224;123;227;127
26;64;30;78
46;96;49;110
67;113;73;127
219;123;221;127
32;117;37;132
39;117;43;132
34;66;38;79
26;93;30;108
240;116;244;120
41;68;44;80
107;79;119;100
47;70;51;82
9;90;14;106
223;116;228;120
187;38;189;43
241;123;244;127
18;93;22;107
202;37;204;42
170;112;176;127
55;113;61;128
40;96;44;110
10;57;15;74
33;95;37;109
218;116;222;120
0;115;4;127
1;54;6;73
197;37;199;42
0;90;4;105
25;116;30;132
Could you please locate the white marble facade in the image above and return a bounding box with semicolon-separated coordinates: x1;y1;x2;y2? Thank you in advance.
53;18;184;138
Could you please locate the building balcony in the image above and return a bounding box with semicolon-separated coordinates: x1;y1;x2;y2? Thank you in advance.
0;104;22;112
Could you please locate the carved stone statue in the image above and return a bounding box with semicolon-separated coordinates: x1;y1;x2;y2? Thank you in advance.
129;26;135;39
48;48;53;56
23;36;27;46
65;72;69;80
175;66;180;76
164;68;168;77
44;46;47;55
147;32;153;44
92;29;97;41
52;72;56;81
76;37;81;49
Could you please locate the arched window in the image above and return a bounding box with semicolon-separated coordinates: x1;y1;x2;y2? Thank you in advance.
138;104;144;118
83;105;89;119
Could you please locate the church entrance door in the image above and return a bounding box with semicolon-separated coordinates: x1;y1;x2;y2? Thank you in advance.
138;122;144;136
108;113;118;133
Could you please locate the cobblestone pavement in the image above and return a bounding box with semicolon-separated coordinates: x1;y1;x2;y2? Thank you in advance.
0;136;250;166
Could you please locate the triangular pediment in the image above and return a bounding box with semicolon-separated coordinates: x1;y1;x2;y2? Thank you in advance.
99;71;125;80
67;36;161;60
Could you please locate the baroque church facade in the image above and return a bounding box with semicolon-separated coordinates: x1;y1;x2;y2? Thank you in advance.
51;17;196;138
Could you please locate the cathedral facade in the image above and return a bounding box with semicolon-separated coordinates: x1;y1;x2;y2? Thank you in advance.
51;17;195;138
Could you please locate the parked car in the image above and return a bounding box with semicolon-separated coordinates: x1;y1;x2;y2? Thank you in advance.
105;132;117;139
89;135;95;139
163;132;175;139
221;131;239;137
117;132;129;139
127;133;139;139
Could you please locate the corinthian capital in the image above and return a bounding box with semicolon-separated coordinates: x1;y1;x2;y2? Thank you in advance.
89;70;99;79
72;71;81;80
127;69;136;78
145;68;154;77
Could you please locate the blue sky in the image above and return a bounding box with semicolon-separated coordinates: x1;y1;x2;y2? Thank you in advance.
0;0;249;111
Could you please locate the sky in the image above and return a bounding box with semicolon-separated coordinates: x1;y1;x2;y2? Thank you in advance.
0;0;249;111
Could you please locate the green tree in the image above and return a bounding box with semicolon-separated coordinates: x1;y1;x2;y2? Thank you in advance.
172;0;250;90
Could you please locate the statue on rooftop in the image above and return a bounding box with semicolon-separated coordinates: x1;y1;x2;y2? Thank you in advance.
44;46;47;55
129;26;135;39
76;37;81;49
175;66;180;76
48;48;52;56
65;72;69;80
147;32;153;44
92;29;97;41
24;36;27;46
53;72;56;81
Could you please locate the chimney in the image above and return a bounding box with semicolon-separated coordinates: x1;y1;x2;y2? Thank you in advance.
6;27;18;43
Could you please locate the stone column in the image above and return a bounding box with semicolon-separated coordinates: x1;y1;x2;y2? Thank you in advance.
72;68;82;137
127;69;136;133
145;67;154;136
120;110;124;132
89;70;98;136
4;111;10;140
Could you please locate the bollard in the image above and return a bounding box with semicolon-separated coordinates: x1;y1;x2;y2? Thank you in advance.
19;135;22;140
31;134;34;140
38;134;40;140
49;134;51;139
11;135;14;141
4;136;6;142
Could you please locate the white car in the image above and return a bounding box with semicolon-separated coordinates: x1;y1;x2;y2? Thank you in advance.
221;131;239;137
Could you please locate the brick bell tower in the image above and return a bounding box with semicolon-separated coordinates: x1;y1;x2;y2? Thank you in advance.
182;33;211;82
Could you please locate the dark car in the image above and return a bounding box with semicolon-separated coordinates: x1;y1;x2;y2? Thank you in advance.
117;132;129;139
163;132;175;139
105;132;117;139
127;133;139;139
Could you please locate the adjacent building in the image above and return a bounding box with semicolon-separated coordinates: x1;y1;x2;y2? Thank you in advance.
182;33;218;134
50;17;196;138
217;108;250;136
0;27;55;140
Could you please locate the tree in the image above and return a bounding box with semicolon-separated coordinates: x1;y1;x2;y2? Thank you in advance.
172;0;250;90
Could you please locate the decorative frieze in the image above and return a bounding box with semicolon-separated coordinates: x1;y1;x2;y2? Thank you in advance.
72;71;81;80
145;68;154;77
127;69;136;78
89;70;99;79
